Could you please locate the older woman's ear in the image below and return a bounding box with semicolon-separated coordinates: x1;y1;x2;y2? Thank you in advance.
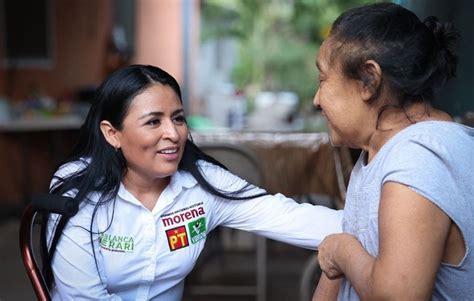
359;60;382;102
100;120;121;150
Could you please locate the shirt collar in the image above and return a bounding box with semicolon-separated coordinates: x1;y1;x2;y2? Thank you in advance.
117;169;198;204
168;169;198;197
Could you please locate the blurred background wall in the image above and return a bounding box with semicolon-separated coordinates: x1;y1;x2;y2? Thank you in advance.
0;0;472;213
0;0;200;106
0;0;112;102
400;0;474;117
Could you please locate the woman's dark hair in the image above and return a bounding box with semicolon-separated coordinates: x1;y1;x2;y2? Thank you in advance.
41;64;267;288
327;2;460;107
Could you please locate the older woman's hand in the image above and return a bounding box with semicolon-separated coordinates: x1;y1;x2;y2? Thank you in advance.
318;233;357;279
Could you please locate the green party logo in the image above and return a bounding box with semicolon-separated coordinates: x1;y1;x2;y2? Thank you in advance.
188;217;207;244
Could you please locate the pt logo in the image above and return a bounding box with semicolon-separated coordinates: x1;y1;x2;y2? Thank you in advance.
166;226;189;251
188;217;207;244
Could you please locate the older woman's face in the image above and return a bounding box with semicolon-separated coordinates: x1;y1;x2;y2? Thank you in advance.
117;84;188;182
313;40;370;147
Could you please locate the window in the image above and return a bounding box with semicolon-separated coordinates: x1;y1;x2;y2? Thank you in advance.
2;0;53;68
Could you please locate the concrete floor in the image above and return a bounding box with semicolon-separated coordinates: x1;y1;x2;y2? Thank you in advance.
0;217;320;301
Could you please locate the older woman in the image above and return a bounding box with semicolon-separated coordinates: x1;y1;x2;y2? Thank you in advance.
312;3;473;300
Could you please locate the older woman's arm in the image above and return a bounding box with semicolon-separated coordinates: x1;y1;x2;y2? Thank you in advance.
312;274;341;301
318;182;452;300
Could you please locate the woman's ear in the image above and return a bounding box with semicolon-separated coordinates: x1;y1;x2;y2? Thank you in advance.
360;60;382;102
100;120;121;150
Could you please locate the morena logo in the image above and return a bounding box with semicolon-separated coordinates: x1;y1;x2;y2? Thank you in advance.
161;206;206;227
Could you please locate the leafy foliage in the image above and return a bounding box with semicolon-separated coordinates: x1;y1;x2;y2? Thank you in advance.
201;0;383;106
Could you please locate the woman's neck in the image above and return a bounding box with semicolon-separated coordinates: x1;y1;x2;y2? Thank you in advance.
364;102;451;162
122;172;170;211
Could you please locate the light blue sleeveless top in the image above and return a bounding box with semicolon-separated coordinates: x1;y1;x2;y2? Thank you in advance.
338;121;474;300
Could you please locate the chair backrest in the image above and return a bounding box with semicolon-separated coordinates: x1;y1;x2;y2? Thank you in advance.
19;204;50;301
188;144;267;300
19;194;79;301
198;142;263;186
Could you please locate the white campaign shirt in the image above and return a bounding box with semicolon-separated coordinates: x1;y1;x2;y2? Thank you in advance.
47;160;342;300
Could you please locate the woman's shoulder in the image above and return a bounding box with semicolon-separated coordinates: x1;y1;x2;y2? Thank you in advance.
386;121;473;154
195;159;226;173
195;159;228;178
401;120;473;140
362;121;474;173
55;158;90;178
194;159;248;188
379;121;474;171
50;158;90;191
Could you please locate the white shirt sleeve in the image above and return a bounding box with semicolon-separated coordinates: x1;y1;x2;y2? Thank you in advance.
48;206;122;300
204;163;343;249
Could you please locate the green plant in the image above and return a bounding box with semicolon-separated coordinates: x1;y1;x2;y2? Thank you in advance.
201;0;384;107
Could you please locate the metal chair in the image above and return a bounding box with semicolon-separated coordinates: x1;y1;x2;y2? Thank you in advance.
185;143;267;301
19;194;78;301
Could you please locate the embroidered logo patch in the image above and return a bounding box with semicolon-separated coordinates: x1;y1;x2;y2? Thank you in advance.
161;203;206;227
188;217;206;244
166;225;189;251
99;233;134;253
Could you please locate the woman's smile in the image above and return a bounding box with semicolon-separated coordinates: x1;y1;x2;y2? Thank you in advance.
156;146;180;161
